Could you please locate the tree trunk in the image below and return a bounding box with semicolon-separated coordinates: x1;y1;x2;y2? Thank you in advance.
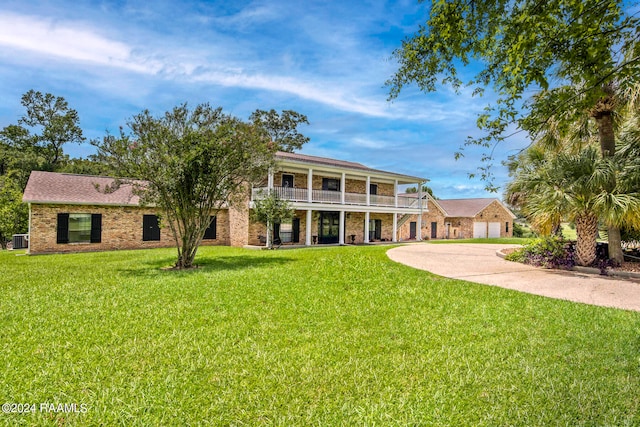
593;102;624;264
575;212;598;266
607;226;623;266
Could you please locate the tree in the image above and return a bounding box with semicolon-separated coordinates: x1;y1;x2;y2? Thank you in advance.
94;103;308;269
0;175;29;249
506;141;640;266
405;184;435;198
507;147;604;266
15;90;84;169
388;0;640;262
250;190;295;249
249;109;310;152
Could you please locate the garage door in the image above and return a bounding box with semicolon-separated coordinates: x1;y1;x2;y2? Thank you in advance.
488;222;501;238
473;222;487;238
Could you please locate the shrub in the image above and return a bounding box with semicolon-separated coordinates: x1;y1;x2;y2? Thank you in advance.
506;236;575;270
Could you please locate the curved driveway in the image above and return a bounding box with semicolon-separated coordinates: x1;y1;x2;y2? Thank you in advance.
387;243;640;312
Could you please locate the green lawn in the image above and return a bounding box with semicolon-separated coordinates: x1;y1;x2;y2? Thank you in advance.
1;246;639;426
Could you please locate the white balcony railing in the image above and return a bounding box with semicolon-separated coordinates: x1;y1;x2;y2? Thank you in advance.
252;187;427;209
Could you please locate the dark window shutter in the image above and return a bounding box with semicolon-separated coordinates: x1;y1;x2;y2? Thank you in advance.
57;213;69;244
273;222;281;241
143;215;160;241
375;219;382;240
203;216;217;240
90;214;102;243
292;218;300;243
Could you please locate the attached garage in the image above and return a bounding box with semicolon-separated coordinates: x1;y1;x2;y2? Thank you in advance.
488;222;501;238
473;222;487;238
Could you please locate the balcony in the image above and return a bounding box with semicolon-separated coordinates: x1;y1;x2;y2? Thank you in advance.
252;187;427;209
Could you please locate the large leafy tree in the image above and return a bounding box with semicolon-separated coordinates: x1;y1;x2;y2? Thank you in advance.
249;109;310;152
388;0;639;262
94;104;308;269
7;90;85;170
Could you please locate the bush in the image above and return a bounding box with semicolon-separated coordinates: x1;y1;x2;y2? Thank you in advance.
513;222;536;238
506;236;575;270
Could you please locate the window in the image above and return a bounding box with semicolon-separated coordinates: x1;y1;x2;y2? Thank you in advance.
369;183;378;195
274;218;300;244
506;222;509;233
57;213;102;244
322;178;340;191
143;215;161;241
279;222;293;243
281;174;294;188
203;216;217;240
369;219;382;241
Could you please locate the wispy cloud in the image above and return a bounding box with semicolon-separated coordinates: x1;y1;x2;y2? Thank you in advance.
0;12;161;73
0;1;510;199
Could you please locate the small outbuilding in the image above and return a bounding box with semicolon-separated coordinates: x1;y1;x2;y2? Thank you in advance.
398;196;516;240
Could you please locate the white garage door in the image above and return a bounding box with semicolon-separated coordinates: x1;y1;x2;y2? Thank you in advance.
473;222;487;238
488;222;501;238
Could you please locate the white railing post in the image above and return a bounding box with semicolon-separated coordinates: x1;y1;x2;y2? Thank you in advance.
341;172;346;204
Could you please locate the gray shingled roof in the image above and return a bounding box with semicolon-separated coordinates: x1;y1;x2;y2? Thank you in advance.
23;171;142;206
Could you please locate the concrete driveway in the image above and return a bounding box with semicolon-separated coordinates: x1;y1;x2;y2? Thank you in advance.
387;243;640;312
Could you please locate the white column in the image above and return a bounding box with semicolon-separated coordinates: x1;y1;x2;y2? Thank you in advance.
341;172;346;204
306;209;312;246
366;176;371;206
268;169;274;190
392;213;398;242
394;180;398;208
307;168;313;203
339;211;345;245
364;211;370;243
417;183;423;241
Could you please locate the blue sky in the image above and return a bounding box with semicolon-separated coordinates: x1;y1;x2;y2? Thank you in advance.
0;0;528;199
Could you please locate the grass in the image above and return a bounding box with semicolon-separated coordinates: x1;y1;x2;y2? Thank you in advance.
1;245;639;426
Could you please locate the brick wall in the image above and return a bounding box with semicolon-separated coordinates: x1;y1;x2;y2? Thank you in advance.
397;199;514;240
397;198;446;240
28;204;230;254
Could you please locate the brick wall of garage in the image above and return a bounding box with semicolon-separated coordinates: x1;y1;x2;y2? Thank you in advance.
28;204;230;254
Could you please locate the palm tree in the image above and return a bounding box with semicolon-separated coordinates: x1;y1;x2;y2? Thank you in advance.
507;139;640;266
509;148;603;266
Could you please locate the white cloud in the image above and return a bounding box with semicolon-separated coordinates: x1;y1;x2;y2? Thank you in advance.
0;12;162;74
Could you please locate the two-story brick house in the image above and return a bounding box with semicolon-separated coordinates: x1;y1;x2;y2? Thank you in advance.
22;151;428;254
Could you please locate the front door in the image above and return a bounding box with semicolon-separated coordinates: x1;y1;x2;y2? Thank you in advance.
409;222;417;239
319;212;340;244
431;222;437;239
